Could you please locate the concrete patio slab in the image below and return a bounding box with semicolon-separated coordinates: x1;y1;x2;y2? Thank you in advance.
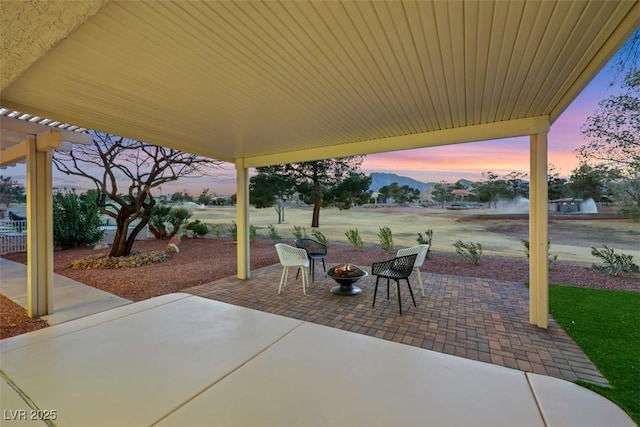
1;294;633;426
159;322;544;427
1;295;302;426
527;373;633;427
0;293;190;353
0;377;41;426
0;258;131;325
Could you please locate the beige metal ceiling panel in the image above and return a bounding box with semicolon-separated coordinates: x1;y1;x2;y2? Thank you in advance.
502;1;556;119
538;1;637;119
1;0;637;167
519;1;627;118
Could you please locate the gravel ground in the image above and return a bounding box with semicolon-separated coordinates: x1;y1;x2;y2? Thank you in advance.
2;237;638;339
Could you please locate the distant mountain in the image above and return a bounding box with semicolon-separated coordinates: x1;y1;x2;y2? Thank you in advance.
457;179;474;189
369;173;435;193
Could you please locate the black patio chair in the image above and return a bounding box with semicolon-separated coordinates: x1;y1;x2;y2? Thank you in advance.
295;238;327;282
371;253;418;315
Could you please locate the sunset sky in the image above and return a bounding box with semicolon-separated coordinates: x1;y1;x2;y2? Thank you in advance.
360;59;626;185
1;36;632;197
193;57;626;195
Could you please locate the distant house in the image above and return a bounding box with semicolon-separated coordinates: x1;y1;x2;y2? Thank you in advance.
452;189;474;201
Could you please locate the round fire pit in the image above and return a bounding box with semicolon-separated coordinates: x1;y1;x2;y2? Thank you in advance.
326;264;368;296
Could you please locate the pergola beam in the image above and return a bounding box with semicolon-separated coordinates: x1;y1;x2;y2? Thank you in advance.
529;133;549;328
25;137;54;317
2;116;92;146
244;116;549;168
0;140;28;167
235;159;250;279
0;124;83;317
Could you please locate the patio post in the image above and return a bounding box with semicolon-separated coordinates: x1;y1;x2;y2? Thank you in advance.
26;132;57;316
529;132;549;328
235;159;251;279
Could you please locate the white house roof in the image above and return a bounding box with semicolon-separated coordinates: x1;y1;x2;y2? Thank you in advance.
1;0;638;167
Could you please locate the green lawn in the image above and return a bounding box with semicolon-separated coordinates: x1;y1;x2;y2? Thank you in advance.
549;285;640;425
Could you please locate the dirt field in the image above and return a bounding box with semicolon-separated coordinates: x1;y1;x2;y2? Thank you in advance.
190;205;640;263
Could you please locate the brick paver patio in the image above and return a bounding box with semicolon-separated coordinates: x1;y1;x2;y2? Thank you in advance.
186;264;607;386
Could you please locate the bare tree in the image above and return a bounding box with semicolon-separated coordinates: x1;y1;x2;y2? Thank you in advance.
53;133;223;257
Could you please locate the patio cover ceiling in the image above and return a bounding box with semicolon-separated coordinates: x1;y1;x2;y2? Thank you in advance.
1;0;638;168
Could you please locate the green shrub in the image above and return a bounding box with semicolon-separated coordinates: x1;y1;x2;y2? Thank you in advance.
53;190;104;249
250;224;258;242
311;230;327;245
148;204;192;239
416;229;433;257
228;221;237;241
520;238;558;268
590;245;640;277
454;240;483;265
210;224;225;239
378;226;394;252
267;224;281;243
345;228;363;250
292;225;307;239
185;220;209;238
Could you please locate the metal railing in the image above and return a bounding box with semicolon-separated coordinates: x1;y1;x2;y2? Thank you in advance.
0;220;150;255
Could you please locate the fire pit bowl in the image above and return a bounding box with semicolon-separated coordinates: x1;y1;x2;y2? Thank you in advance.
326;264;368;296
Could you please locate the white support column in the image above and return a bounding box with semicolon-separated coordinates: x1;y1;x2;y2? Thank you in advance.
235;159;251;279
529;133;549;328
26;136;55;316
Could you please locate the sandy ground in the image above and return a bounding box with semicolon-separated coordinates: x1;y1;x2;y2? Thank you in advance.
189;205;640;263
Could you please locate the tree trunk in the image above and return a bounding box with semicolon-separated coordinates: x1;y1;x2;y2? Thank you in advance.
108;202;153;257
109;218;131;257
311;202;320;228
311;174;321;228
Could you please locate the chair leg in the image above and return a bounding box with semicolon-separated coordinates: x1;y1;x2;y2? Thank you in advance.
406;278;417;307
386;278;390;300
301;266;307;295
395;280;403;315
278;267;288;295
372;276;380;307
415;267;424;296
321;258;326;272
297;262;314;283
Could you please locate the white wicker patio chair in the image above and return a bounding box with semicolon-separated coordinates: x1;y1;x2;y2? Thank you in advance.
275;243;310;295
396;244;429;296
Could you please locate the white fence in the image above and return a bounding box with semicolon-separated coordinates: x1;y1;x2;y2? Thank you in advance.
0;220;150;255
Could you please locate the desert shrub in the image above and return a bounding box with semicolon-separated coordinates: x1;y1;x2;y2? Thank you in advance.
149;204;192;239
250;224;258;242
267;224;281;243
345;228;363;250
521;238;558;268
378;226;394;252
185;220;209;238
292;225;307;239
210;224;225;239
454;240;483;265
148;204;172;239
53;190;104;249
416;229;433;257
590;245;640;277
311;230;327;245
228;221;237;241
